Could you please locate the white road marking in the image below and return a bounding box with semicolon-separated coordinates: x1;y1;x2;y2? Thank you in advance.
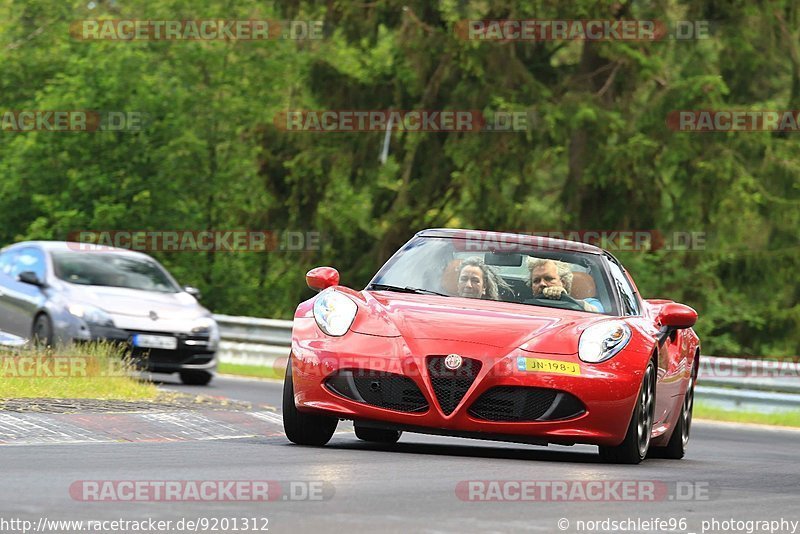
249;410;284;425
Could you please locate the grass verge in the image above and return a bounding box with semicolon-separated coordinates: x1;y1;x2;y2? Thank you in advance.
694;401;800;428
218;361;284;380
0;342;158;400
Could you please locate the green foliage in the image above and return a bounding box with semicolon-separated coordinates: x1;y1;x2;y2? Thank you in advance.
1;0;798;356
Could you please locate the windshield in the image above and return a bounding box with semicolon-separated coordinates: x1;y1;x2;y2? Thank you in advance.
51;251;179;293
369;236;616;315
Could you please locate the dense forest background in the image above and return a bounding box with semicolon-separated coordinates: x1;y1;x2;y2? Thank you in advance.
1;0;798;356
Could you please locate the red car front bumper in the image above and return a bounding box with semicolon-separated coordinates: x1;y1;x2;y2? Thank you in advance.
291;319;647;447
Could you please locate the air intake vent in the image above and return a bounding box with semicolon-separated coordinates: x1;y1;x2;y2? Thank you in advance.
468;386;584;422
325;370;429;413
426;356;481;415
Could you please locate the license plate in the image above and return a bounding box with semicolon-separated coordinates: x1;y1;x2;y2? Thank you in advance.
133;334;178;350
517;357;581;376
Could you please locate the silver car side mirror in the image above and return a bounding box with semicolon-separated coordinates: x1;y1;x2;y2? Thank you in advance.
183;286;202;299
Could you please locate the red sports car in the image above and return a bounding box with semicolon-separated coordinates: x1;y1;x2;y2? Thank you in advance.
283;229;699;464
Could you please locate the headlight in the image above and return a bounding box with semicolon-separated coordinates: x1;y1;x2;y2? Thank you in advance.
68;303;115;327
313;290;357;337
192;317;220;350
579;321;631;363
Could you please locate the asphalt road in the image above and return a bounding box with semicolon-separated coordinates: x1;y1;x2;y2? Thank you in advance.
2;374;799;534
151;371;283;407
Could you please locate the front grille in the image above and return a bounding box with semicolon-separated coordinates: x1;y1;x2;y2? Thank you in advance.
131;348;214;367
427;356;481;415
122;329;213;368
125;329;211;347
468;386;584;422
325;370;429;413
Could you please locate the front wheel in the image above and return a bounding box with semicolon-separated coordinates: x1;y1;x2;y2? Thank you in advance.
599;359;656;464
32;314;54;348
282;361;337;446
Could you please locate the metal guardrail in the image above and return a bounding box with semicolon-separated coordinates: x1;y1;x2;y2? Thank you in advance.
694;357;800;412
214;314;800;412
214;314;292;368
695;386;800;411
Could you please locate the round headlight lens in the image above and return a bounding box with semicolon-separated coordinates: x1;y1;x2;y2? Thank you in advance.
579;321;631;363
313;290;357;337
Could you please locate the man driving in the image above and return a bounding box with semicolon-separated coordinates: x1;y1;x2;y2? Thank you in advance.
528;258;603;312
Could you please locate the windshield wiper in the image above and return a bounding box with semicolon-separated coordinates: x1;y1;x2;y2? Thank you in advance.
367;283;449;297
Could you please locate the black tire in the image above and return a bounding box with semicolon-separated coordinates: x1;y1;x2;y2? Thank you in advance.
32;313;54;348
282;361;337;446
179;370;213;385
354;425;402;444
654;358;697;459
599;359;656;464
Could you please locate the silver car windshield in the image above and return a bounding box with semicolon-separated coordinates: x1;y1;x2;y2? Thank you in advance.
51;251;179;293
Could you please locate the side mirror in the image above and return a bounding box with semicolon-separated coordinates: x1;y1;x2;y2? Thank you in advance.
183;286;202;299
659;302;697;329
18;271;46;287
306;267;339;292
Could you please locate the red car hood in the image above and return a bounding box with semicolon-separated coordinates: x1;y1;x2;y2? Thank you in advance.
348;290;605;355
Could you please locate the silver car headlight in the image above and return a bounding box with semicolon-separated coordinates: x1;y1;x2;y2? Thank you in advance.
192;317;220;350
579;321;631;363
313;290;357;337
68;303;115;327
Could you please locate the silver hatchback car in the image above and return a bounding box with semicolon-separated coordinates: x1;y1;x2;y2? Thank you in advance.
0;241;219;385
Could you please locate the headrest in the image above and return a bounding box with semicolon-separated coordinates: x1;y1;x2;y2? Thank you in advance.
570;271;597;299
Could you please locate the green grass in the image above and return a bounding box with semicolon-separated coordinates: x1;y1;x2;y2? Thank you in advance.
694;401;800;428
0;342;158;400
218;361;285;380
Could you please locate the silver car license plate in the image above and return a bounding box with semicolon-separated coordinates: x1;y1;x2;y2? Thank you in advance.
133;334;178;350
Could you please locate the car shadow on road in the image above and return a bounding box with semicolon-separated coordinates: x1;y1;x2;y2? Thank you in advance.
325;436;603;464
